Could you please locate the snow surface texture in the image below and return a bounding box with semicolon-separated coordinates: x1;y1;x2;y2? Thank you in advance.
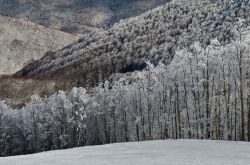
1;140;250;165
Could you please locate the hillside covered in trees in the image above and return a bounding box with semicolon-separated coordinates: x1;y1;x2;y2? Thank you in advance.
1;0;250;157
5;0;248;103
19;0;250;79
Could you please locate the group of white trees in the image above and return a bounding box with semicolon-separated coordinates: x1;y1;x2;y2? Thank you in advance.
1;31;250;156
0;88;91;156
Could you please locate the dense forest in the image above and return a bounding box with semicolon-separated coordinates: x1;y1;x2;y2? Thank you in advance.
1;0;250;157
1;24;250;156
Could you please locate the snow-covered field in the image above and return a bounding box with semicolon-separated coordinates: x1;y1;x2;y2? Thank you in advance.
1;140;250;165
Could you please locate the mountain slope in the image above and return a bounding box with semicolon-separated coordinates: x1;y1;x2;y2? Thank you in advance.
0;16;79;75
1;0;250;105
17;0;250;83
0;0;170;33
2;140;250;165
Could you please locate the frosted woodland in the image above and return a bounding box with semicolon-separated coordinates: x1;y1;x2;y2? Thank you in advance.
1;28;250;155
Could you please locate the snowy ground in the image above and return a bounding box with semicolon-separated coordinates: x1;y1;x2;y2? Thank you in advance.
1;140;250;165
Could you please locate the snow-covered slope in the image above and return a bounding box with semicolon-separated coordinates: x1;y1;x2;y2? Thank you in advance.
2;140;250;165
0;16;79;75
